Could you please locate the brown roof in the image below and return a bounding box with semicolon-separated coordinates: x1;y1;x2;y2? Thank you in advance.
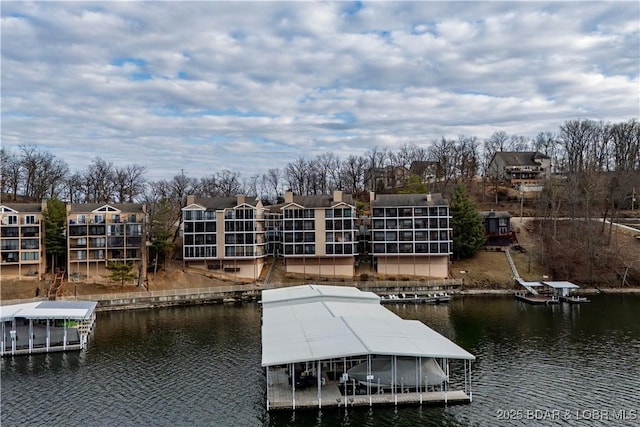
1;203;43;213
69;203;145;213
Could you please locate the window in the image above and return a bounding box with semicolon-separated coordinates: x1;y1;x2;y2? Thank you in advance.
7;215;17;225
94;214;104;224
25;215;36;224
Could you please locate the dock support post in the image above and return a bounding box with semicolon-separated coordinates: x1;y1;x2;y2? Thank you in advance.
46;319;50;351
265;367;270;411
28;319;33;353
63;319;67;351
291;363;296;410
317;360;322;409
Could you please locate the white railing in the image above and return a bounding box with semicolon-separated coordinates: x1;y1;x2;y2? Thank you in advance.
61;284;262;302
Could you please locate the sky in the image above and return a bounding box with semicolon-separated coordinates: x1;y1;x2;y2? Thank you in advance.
2;1;639;182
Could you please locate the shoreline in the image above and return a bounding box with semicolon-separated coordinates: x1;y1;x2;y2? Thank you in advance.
3;283;640;312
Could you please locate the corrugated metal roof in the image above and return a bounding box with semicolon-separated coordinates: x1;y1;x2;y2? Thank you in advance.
0;301;98;322
261;285;474;366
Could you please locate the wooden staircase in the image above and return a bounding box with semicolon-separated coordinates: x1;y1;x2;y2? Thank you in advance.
48;271;65;300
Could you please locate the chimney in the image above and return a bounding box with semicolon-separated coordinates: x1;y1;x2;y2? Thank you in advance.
236;194;246;205
333;190;343;203
284;191;294;203
426;193;432;202
186;195;195;205
369;191;376;202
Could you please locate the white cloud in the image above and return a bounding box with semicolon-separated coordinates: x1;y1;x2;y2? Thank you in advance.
1;1;638;181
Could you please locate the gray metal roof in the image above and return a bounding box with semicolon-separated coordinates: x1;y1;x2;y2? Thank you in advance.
370;193;448;207
261;285;474;367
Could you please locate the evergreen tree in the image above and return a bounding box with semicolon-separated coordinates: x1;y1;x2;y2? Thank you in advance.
450;184;485;259
43;198;67;273
105;261;137;285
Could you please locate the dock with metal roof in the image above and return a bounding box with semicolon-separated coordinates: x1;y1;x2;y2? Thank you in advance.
1;301;97;356
261;284;474;410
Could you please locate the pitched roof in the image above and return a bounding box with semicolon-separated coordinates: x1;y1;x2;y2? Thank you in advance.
1;203;43;213
191;196;260;210
261;285;474;366
69;203;145;213
370;193;448;207
494;151;550;166
479;210;511;218
284;194;355;209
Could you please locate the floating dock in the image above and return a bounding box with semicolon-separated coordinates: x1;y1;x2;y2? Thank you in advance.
1;301;97;356
261;285;474;411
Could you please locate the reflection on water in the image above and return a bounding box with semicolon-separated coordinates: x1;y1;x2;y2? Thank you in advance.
2;294;639;426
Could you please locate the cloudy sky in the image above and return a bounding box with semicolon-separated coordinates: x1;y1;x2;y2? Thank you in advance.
2;1;638;181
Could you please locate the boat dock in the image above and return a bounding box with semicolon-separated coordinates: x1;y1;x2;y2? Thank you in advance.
380;293;451;304
266;366;470;410
1;300;97;356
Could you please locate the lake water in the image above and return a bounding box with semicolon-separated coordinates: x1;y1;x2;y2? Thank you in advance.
2;294;639;426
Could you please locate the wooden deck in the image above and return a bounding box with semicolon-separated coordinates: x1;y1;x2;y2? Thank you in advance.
515;292;559;305
266;368;471;410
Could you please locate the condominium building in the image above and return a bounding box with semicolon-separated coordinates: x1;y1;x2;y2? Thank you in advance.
280;191;358;278
0;203;46;280
182;195;266;280
66;203;147;284
369;193;452;278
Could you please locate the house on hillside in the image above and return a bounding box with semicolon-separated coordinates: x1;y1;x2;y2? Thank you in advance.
369;192;452;278
66;203;147;284
182;195;266;281
479;210;516;250
364;166;410;193
280;191;358;278
0;203;47;280
488;151;551;192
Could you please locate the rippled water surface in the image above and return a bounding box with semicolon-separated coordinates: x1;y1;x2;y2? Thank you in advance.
2;294;639;426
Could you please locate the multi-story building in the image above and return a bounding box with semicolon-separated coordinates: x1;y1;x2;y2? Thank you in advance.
488;151;551;191
280;191;358;277
182;195;266;280
0;203;46;280
369;193;452;278
66;203;147;284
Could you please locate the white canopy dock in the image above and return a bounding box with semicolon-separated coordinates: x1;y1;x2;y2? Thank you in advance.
1;301;97;356
261;284;475;410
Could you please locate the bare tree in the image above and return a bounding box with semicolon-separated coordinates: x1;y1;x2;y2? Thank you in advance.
0;148;21;201
262;168;282;204
284;157;308;195
340;155;366;196
216;170;242;197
